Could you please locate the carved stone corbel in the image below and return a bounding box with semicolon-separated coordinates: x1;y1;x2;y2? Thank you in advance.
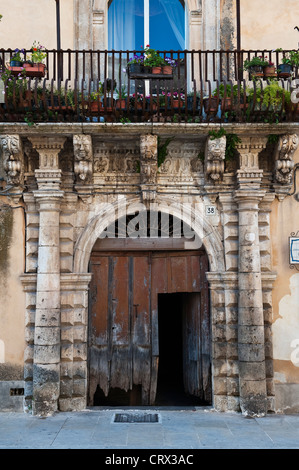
0;135;24;187
274;134;298;185
73;134;93;183
204;135;226;183
140;134;158;202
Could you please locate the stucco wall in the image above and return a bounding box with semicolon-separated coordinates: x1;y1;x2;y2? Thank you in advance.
0;203;25;377
0;0;74;50
241;0;299;50
271;146;299;412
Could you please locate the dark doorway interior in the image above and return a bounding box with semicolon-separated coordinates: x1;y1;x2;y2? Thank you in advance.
155;293;206;406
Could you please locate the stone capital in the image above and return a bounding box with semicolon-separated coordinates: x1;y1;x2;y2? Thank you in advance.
234;189;266;208
236;136;267;189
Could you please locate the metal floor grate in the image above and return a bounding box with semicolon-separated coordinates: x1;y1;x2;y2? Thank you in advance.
114;413;159;423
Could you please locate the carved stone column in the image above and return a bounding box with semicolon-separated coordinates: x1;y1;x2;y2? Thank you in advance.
140;134;158;203
234;136;268;417
29;136;66;416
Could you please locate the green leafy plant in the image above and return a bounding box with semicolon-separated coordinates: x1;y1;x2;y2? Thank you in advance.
208;127;227;140
143;45;165;67
213;84;246;101
11;48;24;63
116;85;128;100
90;81;103;101
248;81;291;111
208;128;241;161
1;67;27;102
243;56;269;71
31;41;47;63
267;134;280;145
120;117;131;124
276;48;299;67
157;136;173;167
225;133;242;160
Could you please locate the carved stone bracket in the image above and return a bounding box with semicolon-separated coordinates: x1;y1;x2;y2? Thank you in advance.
0;135;24;187
140;134;158;202
204;135;226;184
73;134;93;184
273;134;299;191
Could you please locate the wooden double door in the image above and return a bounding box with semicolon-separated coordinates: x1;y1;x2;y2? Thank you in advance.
88;250;211;406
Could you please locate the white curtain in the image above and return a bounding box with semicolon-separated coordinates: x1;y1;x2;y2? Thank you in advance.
108;0;185;51
159;0;185;49
108;0;138;50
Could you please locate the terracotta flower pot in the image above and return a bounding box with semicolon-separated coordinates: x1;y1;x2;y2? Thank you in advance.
116;99;127;110
263;65;277;78
26;63;46;78
162;65;172;75
152;66;162;74
90;101;103;112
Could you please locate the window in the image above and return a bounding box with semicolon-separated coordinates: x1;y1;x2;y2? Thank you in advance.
108;0;185;51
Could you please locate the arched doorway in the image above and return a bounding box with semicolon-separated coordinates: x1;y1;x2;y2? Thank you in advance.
87;211;211;407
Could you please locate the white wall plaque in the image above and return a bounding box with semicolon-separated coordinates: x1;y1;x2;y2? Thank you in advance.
290;237;299;264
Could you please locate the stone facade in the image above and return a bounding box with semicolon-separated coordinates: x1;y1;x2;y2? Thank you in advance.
1;122;298;417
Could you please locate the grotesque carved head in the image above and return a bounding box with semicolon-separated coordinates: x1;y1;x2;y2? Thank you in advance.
206;136;226;161
140;135;157;161
277;134;299;160
73;135;93;162
1;135;21;161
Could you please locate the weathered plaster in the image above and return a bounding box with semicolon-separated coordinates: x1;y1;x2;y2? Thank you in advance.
273;274;299;368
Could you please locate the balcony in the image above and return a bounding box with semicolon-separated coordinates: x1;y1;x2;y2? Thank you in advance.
0;48;299;124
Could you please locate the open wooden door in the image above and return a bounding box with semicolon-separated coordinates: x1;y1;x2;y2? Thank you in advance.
182;293;202;399
88;249;211;406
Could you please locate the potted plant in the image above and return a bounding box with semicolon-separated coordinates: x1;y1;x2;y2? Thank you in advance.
276;49;293;78
130;92;144;110
170;91;185;109
10;48;24;67
143;45;165;74
162;57;176;75
127;54;144;74
243;55;269;79
263;59;277;78
102;78;116;109
115;85;128;110
88;82;104;112
187;91;200;111
29;41;47;77
212;84;235;110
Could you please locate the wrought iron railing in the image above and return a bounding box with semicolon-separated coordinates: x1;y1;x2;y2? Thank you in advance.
0;48;298;124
